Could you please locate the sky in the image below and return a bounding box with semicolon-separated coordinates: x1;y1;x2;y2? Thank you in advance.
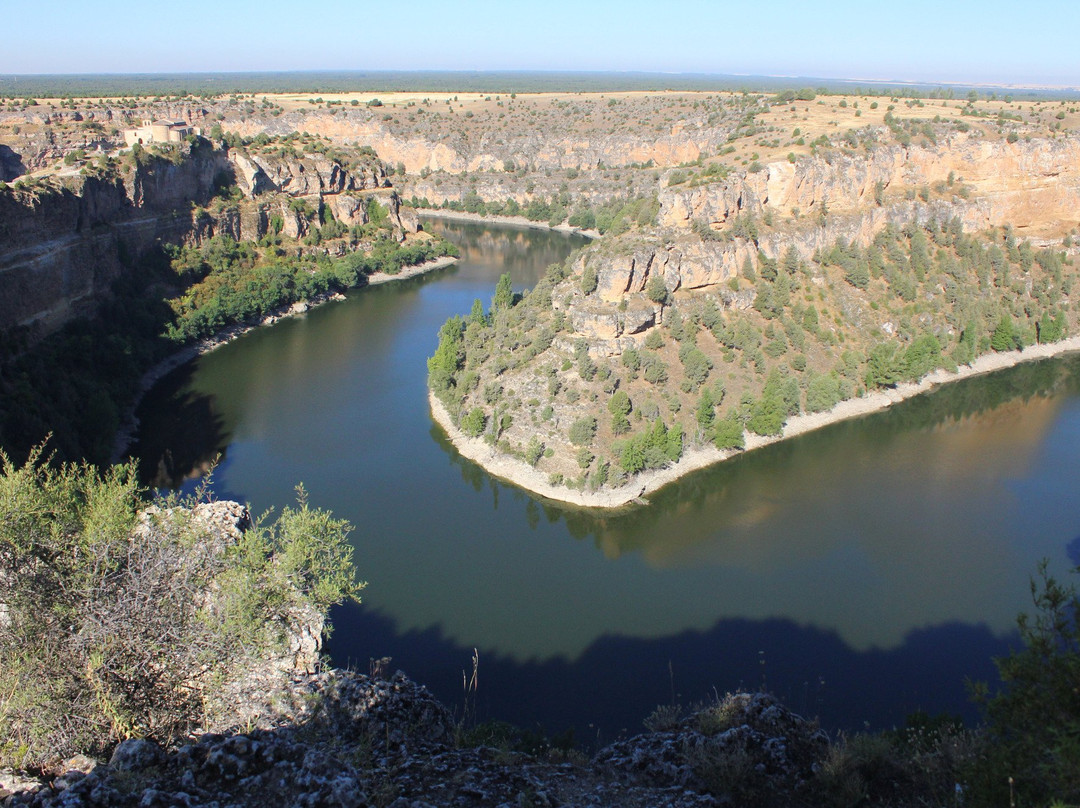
4;0;1079;87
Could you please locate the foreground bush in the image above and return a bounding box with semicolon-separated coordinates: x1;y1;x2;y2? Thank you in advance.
968;561;1080;806
0;448;364;768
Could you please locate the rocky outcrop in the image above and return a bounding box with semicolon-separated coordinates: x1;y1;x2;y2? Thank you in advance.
0;142;415;341
552;135;1080;355
597;692;828;800
660;135;1080;238
2;682;825;808
229;151;388;199
0;144;229;338
222;109;729;174
133;500;328;727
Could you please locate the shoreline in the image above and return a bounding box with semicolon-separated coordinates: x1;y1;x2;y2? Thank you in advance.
416;209;601;239
109;255;459;463
429;335;1080;509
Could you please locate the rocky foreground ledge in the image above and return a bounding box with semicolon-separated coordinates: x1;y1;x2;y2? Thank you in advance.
0;677;833;808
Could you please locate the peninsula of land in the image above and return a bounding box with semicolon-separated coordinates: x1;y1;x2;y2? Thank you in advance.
431;337;1080;508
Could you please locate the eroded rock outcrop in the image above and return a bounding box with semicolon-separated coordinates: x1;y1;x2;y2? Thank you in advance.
3;684;824;808
229;151;388;199
554;135;1080;356
660;136;1080;239
0;144;230;338
0;142;416;340
223;109;729;174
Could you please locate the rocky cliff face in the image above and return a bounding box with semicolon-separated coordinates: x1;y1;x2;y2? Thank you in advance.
659;135;1080;239
224;109;728;174
396;163;659;214
0;104;212;175
0;143;230;338
0;143;412;340
230;150;388;199
556;135;1080;355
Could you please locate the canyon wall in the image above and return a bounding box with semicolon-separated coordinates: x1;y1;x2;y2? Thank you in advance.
0;143;229;338
222;110;727;173
659;135;1080;239
559;136;1080;355
0;143;409;339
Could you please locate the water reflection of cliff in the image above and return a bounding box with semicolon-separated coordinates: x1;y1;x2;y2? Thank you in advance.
442;353;1080;656
423;217;588;287
572;356;1076;570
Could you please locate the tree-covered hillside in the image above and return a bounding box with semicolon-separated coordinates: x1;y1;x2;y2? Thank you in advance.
430;218;1076;493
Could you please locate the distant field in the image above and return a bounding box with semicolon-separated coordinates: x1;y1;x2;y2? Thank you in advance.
0;70;1077;100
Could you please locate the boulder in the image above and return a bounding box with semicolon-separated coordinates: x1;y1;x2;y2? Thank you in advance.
109;738;164;772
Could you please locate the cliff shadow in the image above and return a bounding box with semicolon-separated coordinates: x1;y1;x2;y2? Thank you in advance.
0;144;25;181
128;361;230;490
327;602;1012;746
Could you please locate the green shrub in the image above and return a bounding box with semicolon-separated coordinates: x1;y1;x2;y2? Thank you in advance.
0;450;362;768
968;563;1080;806
645;275;669;304
580;264;598;295
642;353;668;385
524;436;543;466
805;373;842;413
713;414;745;450
461;407;486;437
747;394;785;436
568;416;597;446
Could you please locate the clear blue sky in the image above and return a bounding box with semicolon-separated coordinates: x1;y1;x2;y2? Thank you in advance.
5;0;1079;86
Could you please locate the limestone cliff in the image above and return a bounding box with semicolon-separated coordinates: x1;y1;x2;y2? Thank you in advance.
659;135;1080;240
222;108;728;174
557;135;1080;356
0;143;230;338
427;129;1080;506
0;142;412;340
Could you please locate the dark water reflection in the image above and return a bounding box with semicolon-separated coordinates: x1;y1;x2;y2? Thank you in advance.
131;218;1080;739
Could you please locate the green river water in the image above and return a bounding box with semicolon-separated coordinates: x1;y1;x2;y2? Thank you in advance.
131;218;1080;741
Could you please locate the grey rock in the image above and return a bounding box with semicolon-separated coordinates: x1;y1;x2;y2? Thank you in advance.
110;739;164;772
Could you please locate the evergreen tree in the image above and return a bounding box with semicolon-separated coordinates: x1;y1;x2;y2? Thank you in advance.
609;390;632;435
468;298;486;326
865;343;903;388
492;272;515;314
696;388;716;432
713;413;745;450
991;315;1018;352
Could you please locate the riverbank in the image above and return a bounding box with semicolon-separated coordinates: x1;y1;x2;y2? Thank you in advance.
430;335;1080;508
367;254;459;285
417;208;601;239
110;255;459;462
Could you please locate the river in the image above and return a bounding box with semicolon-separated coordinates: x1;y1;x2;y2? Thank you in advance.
131;217;1080;743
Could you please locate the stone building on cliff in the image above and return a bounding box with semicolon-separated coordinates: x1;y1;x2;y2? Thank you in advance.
123;119;199;147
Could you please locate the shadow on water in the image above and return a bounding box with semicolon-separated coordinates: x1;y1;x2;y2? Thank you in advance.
129;362;229;490
327;601;1014;744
